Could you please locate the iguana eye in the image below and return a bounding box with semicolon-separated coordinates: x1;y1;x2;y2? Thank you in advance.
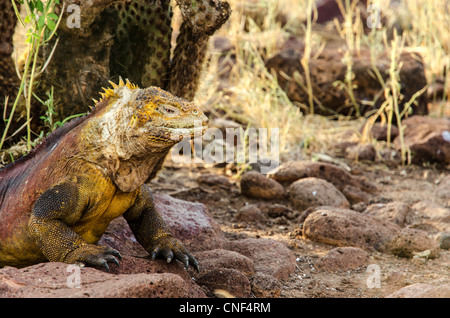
158;104;179;117
192;109;199;115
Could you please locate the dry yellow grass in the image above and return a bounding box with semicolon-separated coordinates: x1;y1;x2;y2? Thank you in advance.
194;0;450;163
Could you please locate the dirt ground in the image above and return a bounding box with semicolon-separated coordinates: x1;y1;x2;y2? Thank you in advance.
149;157;449;298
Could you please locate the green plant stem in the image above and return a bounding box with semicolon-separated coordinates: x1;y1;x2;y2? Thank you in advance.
26;35;42;151
0;44;33;151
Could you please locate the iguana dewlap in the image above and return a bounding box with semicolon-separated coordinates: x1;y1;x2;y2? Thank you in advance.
0;79;207;271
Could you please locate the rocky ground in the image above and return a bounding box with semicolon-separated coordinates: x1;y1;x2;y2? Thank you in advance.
1;0;449;299
1;116;449;298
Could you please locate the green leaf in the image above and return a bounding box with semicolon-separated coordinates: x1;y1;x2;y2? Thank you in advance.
37;15;45;28
48;13;59;21
36;1;44;13
46;18;56;31
43;28;51;41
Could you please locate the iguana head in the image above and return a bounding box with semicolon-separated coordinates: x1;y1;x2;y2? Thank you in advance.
130;85;209;146
87;78;208;157
81;79;209;192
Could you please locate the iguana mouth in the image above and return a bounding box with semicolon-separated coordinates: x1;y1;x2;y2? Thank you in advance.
166;125;207;140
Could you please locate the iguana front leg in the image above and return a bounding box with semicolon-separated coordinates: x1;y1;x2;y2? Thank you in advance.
124;184;199;271
28;181;121;271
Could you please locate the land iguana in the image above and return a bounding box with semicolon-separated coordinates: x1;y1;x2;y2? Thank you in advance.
0;79;208;271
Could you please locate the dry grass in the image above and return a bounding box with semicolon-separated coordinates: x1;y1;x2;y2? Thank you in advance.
194;0;450;163
3;0;448;165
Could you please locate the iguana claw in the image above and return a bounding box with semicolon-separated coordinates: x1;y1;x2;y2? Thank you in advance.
65;245;122;272
150;235;199;272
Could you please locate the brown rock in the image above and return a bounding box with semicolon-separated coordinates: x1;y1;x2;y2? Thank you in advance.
409;201;450;232
385;227;440;258
234;205;265;223
437;232;450;250
394;116;450;165
266;47;428;117
197;173;232;189
0;262;206;298
386;283;450;298
195;268;251;298
344;143;376;161
260;203;295;219
303;207;400;250
411;201;450;224
99;217;148;258
437;175;450;206
287;177;350;211
153;193;226;252
240;171;286;200
363;201;410;227
250;272;282;298
268;160;376;194
193;249;255;277
225;238;296;281
360;123;399;142
316;247;369;272
107;254;196;277
342;185;370;205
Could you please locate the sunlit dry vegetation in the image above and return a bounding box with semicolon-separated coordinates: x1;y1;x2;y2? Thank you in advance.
194;0;450;163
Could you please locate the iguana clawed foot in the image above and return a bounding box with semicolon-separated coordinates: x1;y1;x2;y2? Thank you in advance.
65;244;122;272
150;234;199;272
63;237;199;272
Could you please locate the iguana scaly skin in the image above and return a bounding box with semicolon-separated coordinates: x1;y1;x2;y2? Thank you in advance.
0;79;207;271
